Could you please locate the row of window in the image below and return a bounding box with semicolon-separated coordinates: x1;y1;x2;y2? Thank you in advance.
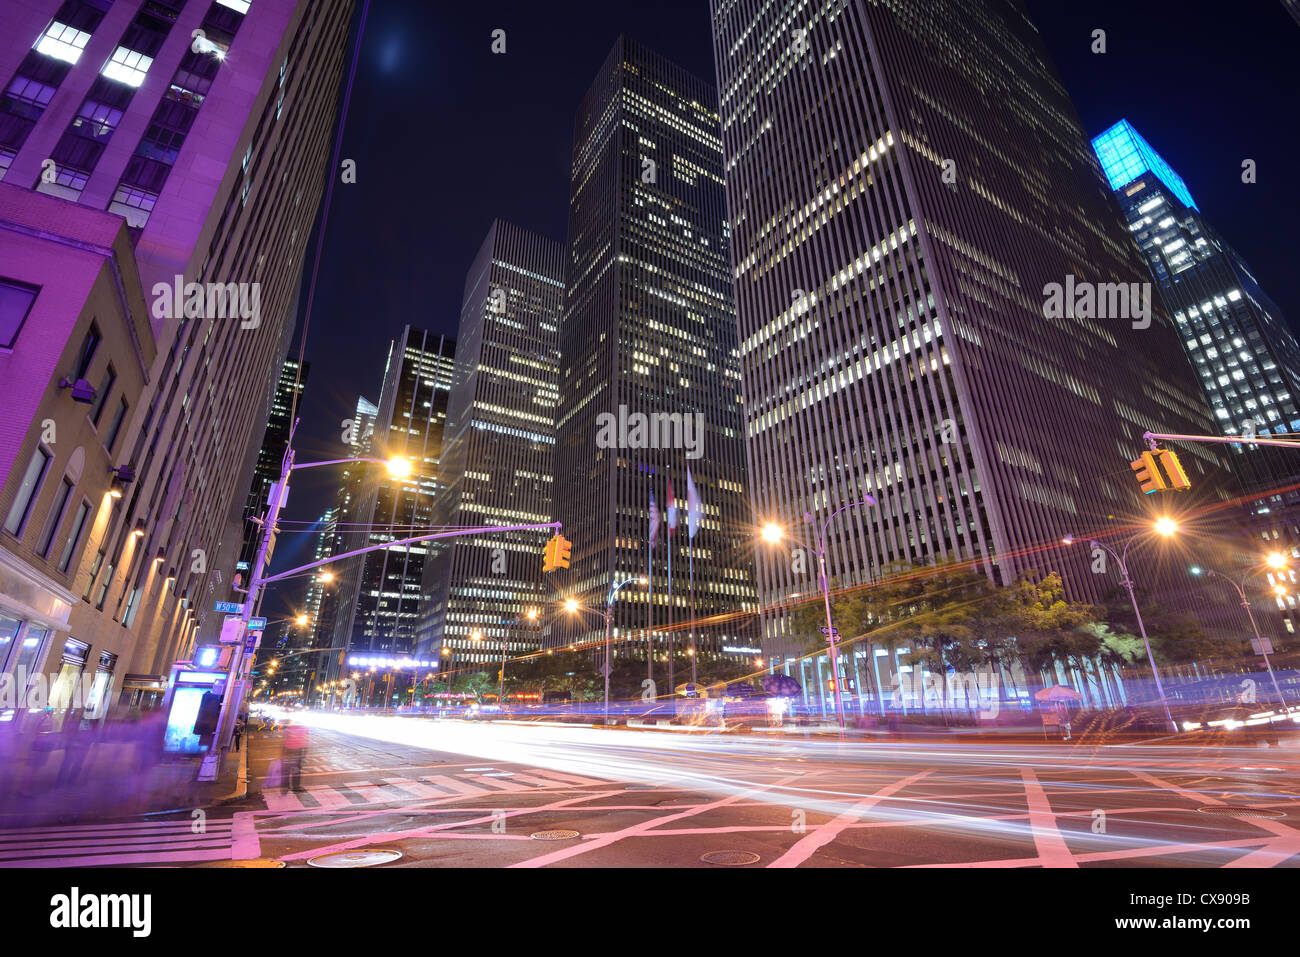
3;317;127;581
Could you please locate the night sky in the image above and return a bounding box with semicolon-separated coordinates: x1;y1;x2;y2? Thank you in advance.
263;0;1300;609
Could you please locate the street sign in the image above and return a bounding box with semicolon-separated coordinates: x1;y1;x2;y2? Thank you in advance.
214;601;242;614
820;626;839;636
247;616;267;631
1251;636;1275;656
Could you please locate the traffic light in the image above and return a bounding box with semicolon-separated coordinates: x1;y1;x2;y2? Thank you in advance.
1155;448;1191;491
1131;451;1165;494
1131;448;1191;493
542;533;571;573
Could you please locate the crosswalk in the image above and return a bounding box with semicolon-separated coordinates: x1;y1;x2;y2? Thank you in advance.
0;816;247;868
261;767;613;812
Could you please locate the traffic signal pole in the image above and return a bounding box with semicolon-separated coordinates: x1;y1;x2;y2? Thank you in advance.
198;439;561;781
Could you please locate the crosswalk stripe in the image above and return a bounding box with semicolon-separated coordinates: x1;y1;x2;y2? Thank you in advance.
507;772;581;789
264;790;306;812
467;774;530;792
0;819;232;836
342;782;391;804
528;769;612;787
304;786;353;809
382;777;444;798
6;846;234;868
0;836;230;860
421;775;491;796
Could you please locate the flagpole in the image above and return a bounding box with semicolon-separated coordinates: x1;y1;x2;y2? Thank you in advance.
689;535;696;685
647;520;654;688
667;511;674;701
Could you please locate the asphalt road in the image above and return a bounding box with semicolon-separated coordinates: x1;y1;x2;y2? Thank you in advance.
3;713;1298;867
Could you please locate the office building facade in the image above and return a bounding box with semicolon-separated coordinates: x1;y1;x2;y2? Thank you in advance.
237;355;308;570
330;328;455;684
1094;119;1300;632
709;0;1233;690
421;220;564;675
0;0;354;713
556;36;760;671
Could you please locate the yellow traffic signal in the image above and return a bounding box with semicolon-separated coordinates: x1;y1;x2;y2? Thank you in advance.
1131;448;1191;494
543;534;571;572
1155;448;1190;491
1131;451;1166;494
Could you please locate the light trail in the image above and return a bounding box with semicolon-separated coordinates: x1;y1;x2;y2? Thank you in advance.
277;708;1300;865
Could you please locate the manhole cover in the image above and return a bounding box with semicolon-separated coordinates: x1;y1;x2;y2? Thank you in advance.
530;829;580;841
700;850;761;866
1196;806;1286;819
194;858;286;868
307;848;404;868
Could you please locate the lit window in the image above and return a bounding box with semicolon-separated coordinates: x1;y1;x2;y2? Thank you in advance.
101;47;153;88
34;21;91;64
217;0;252;12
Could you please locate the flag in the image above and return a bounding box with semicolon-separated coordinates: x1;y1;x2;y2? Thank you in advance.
648;490;661;546
666;479;678;535
686;467;702;540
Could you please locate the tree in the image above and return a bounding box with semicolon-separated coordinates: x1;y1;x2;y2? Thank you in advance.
1099;586;1249;664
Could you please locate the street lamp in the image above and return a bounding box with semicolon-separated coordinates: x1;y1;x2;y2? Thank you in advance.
1070;516;1179;732
568;579;647;722
760;497;877;730
1189;557;1292;714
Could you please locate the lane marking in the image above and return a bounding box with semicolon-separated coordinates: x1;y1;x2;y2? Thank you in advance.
768;771;930;868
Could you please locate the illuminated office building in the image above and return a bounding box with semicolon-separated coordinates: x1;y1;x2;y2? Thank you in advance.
1093;119;1300;632
421;220;564;674
330;328;455;673
709;0;1233;684
238;356;309;570
1093;120;1300;493
556;36;759;666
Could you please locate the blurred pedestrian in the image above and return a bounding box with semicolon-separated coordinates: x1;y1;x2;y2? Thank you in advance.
233;713;246;752
55;709;91;788
281;720;308;791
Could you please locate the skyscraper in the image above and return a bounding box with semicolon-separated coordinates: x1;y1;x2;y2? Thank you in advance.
0;0;354;712
238;356;309;570
330;328;455;680
709;0;1233;689
1093;119;1300;632
556;36;760;671
1093;121;1300;491
421;220;564;674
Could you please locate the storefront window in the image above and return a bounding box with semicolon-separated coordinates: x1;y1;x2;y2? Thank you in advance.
0;615;19;672
85;650;117;717
48;636;89;712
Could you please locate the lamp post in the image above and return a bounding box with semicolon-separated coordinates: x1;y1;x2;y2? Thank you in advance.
567;579;646;723
1071;516;1179;733
1191;553;1292;714
761;498;876;730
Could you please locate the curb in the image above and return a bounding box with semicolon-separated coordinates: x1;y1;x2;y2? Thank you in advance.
212;741;249;804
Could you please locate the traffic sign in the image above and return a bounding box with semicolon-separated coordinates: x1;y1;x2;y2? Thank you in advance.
247;617;267;631
820;626;840;636
215;601;242;614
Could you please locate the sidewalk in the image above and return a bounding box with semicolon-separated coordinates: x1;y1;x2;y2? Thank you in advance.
0;727;254;827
